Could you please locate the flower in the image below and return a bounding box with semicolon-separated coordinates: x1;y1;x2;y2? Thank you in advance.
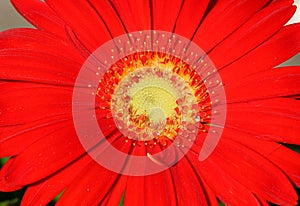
0;0;300;205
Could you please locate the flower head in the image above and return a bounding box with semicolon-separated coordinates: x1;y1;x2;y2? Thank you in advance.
0;0;300;205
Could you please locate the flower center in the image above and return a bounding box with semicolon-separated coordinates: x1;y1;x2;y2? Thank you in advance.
127;86;176;128
97;51;209;146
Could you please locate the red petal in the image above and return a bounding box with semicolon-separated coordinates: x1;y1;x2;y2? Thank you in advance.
121;142;147;205
88;0;127;37
10;0;66;37
0;158;22;192
170;157;211;205
45;0;112;51
123;176;145;205
144;170;177;205
0;83;72;126
0;116;71;157
193;0;269;52
151;0;182;31
56;137;131;205
0;28;83;62
227;98;300;119
0;122;85;187
268;146;300;187
206;138;298;205
117;169;178;206
103;175;127;206
174;0;210;38
21;154;92;205
256;197;269;206
189;152;260;205
219;24;300;84
225;66;300;103
110;0;151;31
56;163;119;205
223;128;300;187
0;50;80;85
225;98;300;144
209;0;296;68
199;175;219;206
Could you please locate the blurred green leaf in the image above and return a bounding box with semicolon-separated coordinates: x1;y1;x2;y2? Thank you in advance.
119;192;125;206
0;198;18;206
0;188;25;206
218;200;225;206
53;191;63;202
284;144;300;154
0;158;9;167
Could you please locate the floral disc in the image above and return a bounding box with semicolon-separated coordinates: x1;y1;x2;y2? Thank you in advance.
72;30;226;176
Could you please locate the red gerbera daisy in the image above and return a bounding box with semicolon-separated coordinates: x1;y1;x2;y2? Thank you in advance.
1;0;300;205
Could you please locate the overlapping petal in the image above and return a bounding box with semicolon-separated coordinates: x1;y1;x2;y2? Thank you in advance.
10;0;66;37
45;0;113;52
209;0;296;68
219;24;300;84
21;154;93;206
225;66;300;102
193;0;270;52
